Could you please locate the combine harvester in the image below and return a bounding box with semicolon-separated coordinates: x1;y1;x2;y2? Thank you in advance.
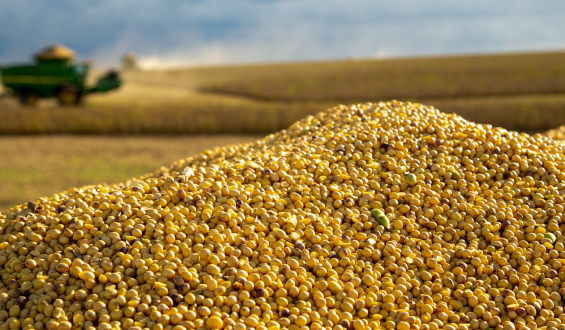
0;45;121;106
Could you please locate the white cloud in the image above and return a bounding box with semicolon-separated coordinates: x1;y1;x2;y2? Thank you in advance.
137;45;233;70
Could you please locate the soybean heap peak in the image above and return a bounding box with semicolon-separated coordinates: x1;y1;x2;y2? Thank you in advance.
1;101;565;330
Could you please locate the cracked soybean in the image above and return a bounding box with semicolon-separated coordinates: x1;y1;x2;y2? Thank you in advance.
2;101;565;330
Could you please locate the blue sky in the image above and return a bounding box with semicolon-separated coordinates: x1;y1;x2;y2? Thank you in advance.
0;0;564;68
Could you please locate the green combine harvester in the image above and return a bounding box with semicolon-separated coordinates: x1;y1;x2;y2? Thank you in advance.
0;45;121;106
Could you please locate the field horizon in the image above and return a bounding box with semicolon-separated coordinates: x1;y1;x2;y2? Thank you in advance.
1;50;565;135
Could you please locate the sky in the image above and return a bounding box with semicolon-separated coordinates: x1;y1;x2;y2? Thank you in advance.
0;0;564;69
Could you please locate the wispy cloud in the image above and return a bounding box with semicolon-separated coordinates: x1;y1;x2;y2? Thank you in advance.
0;0;564;68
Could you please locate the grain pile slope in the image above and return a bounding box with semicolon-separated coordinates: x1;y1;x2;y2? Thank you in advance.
2;101;565;330
544;126;565;141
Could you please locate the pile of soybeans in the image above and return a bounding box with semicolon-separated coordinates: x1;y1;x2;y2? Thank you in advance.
544;126;565;141
2;101;565;330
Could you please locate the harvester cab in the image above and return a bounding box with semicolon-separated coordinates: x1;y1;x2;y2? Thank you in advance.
0;44;122;106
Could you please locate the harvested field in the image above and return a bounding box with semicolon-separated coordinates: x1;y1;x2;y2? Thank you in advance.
0;135;260;211
1;51;565;134
197;52;565;101
1;93;563;134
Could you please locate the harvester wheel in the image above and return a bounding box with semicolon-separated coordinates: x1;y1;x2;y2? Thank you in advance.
57;86;79;106
19;91;38;107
